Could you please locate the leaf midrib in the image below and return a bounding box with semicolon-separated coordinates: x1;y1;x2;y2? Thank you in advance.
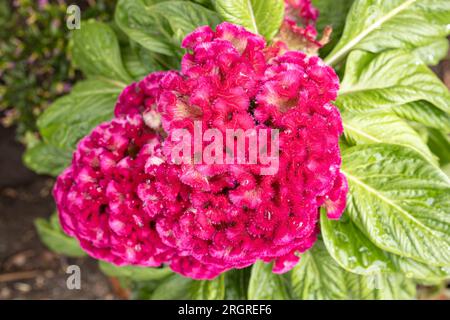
324;0;417;66
342;122;433;162
246;0;258;34
342;169;446;240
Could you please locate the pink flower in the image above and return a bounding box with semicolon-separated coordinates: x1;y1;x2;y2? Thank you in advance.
276;0;331;55
54;22;347;280
54;115;178;266
284;0;319;26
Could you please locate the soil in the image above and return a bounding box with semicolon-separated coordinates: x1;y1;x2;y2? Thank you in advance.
0;126;116;299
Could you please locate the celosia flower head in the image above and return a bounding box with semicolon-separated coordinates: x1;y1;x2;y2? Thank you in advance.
278;0;331;55
54;22;347;280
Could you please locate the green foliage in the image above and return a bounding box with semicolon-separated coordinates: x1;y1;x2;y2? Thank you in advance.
99;262;173;281
35;213;86;257
290;241;416;299
105;266;233;300
0;0;115;137
36;79;122;151
189;275;226;299
115;0;220;61
214;0;284;40
325;0;450;66
339;144;450;267
321;212;450;282
72;21;133;83
248;262;291;299
312;0;354;57
23;142;72;176
337;50;450;116
24;22;126;176
342;111;436;163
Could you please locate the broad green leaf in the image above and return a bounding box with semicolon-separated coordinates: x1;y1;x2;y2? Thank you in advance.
214;0;284;40
337;50;450;119
72;21;132;83
291;241;350;299
426;128;450;166
23;142;71;176
150;1;221;45
192;0;213;7
99;262;173;281
122;46;154;80
131;281;165;299
37;79;122;151
443;163;450;179
189;274;225;299
224;269;250;299
35;214;86;257
325;0;450;66
312;0;354;57
291;241;416;300
413;37;449;66
115;0;173;56
391;101;450;132
342;111;435;163
248;261;291;300
116;0;220;58
321;212;450;281
135;43;180;71
341;144;450;266
151;274;193;299
347;272;416;300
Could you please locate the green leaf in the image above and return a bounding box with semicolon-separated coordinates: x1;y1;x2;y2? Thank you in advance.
248;261;291;300
214;0;284;40
412;37;449;66
23;142;72;176
99;261;173;281
291;241;351;299
391;101;450;132
312;0;355;57
72;21;132;83
337;50;450;123
325;0;450;66
341;143;450;267
321;212;450;281
115;0;174;56
342;111;435;163
116;0;220;58
347;272;416;300
151;274;193;299
136;44;180;70
192;0;213;7
150;1;221;44
122;46;154;80
291;240;416;299
426;128;450;166
37;79;121;151
224;268;250;299
35;214;86;257
189;274;225;299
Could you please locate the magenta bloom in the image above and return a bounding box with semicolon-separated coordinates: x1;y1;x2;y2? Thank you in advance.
278;0;330;55
285;0;319;26
54;22;347;279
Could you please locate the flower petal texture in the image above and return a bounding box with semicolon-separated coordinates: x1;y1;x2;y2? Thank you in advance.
54;22;347;280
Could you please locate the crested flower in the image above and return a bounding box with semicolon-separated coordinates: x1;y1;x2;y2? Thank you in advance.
284;0;319;26
277;0;331;55
54;22;347;280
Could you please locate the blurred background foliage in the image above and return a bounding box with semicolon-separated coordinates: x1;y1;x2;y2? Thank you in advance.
0;0;116;140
